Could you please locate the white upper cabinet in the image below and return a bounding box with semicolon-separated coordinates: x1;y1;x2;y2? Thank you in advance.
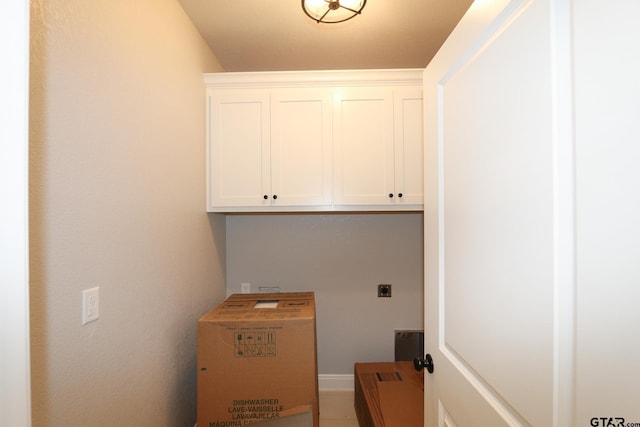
205;70;423;212
270;89;333;207
333;87;395;206
333;87;423;208
207;91;270;208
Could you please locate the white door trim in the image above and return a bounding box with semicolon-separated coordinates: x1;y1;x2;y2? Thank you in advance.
0;1;32;426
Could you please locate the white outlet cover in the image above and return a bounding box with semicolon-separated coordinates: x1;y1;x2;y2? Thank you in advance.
82;287;100;325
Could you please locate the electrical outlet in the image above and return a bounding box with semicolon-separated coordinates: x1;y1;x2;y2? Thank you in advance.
259;286;281;293
241;283;251;293
378;284;392;298
82;287;100;325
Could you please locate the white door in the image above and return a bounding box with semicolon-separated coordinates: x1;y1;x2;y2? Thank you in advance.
423;0;640;426
422;0;575;425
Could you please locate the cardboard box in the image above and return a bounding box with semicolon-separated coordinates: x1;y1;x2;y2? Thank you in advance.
354;361;424;427
197;292;318;427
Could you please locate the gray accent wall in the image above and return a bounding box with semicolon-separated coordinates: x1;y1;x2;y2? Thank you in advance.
226;213;424;374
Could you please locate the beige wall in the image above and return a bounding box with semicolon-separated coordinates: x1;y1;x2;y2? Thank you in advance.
226;213;424;374
29;0;225;425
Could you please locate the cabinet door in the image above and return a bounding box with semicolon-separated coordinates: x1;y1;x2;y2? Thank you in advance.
207;91;270;210
394;89;424;206
270;89;332;207
333;87;395;206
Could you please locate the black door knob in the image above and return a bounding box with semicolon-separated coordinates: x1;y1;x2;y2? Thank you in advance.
273;195;278;200
414;354;434;374
398;193;403;198
263;195;268;200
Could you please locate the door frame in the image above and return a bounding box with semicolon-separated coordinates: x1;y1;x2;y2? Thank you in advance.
0;0;32;426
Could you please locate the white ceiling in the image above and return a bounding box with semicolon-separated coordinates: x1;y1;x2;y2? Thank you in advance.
178;0;473;72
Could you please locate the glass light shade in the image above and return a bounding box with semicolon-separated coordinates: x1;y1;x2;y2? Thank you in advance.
302;0;367;24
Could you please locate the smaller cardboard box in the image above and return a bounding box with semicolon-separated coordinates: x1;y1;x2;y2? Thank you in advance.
197;292;318;427
354;361;424;427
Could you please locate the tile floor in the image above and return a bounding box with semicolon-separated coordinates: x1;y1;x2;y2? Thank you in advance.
319;390;359;427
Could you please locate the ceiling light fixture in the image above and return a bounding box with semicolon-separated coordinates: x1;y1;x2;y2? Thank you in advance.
302;0;367;24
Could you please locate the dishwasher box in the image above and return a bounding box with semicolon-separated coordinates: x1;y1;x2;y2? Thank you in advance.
197;292;318;427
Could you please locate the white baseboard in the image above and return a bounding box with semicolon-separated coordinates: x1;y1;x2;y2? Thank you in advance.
318;374;354;391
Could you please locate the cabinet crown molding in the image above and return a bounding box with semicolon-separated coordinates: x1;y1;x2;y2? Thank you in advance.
204;68;423;89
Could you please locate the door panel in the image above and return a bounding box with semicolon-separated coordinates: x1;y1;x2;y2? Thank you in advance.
442;0;554;422
208;91;270;208
333;88;395;205
423;0;574;425
271;89;332;206
439;403;458;427
394;89;424;205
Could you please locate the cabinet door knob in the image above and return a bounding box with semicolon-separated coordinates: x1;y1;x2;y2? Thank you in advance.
388;193;394;198
398;193;403;198
263;195;268;200
273;195;278;200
